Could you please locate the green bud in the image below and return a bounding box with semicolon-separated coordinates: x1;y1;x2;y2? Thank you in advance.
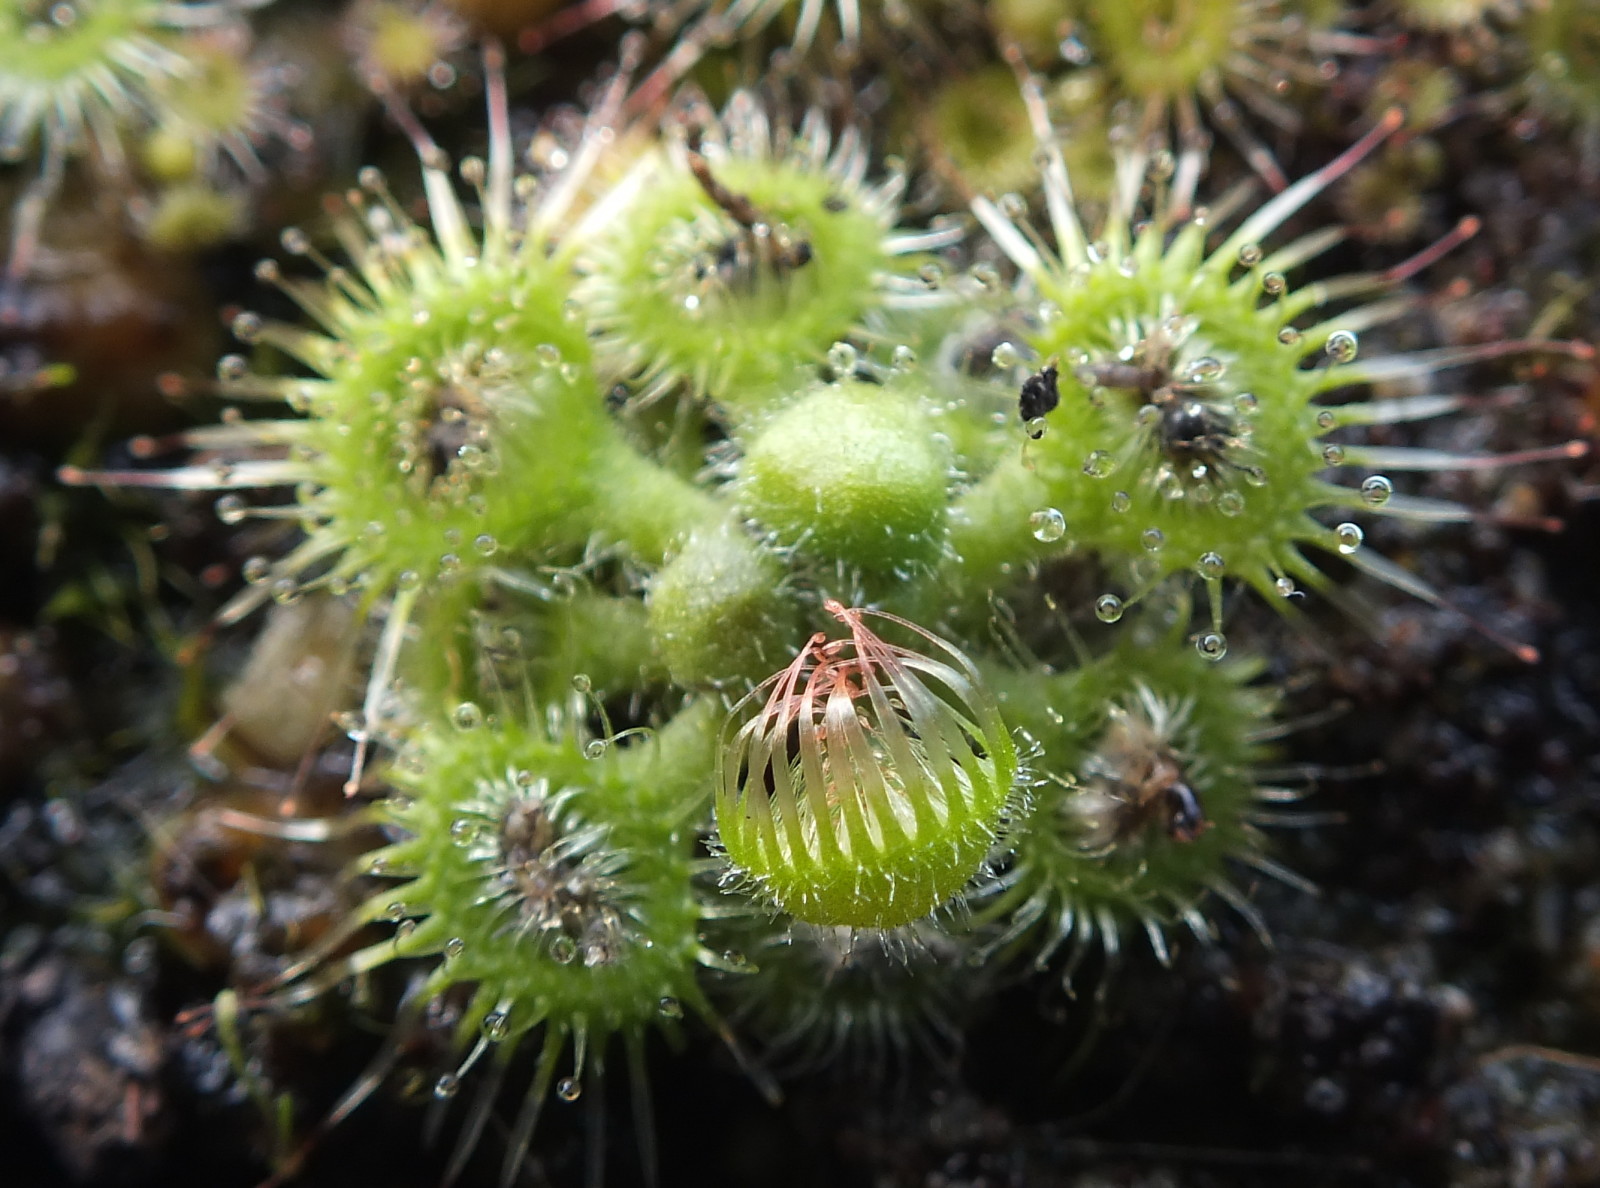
737;380;950;575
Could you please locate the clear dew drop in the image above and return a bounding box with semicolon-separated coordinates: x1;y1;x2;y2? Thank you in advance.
1235;392;1259;414
990;341;1021;370
1335;522;1364;554
434;1074;460;1100
1197;551;1226;579
217;354;249;381
1275;576;1297;598
1262;271;1287;296
384;902;409;922
584;739;608;760
1029;507;1067;542
1325;330;1359;363
242;555;271;584
1195;632;1228;661
535;343;562;367
1140;528;1165;552
473;533;498;556
1322;444;1346;466
1110;490;1132;513
1024;416;1048;440
550;936;578;964
658;997;684;1020
555;1077;582;1103
1185;356;1225;383
1083;450;1113;478
1237;243;1264;267
892;344;917;369
1277;326;1302;346
450;818;478;842
571;673;592;693
481;1011;510;1042
827;341;857;372
453;702;483;730
1094;594;1124;623
1218;491;1245;516
215;494;246;524
445;937;466;959
1361;475;1393;506
1317;410;1337;430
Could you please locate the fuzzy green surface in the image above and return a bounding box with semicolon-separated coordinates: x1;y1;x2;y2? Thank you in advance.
1010;223;1345;600
717;648;1021;930
582;155;896;406
721;762;1014;931
647;523;801;688
357;702;716;1046
736;380;952;574
292;254;605;591
980;632;1276;954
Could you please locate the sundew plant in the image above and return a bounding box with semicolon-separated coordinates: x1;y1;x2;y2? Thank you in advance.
22;1;1599;1186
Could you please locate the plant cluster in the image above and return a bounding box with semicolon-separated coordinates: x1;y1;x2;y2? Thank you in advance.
11;0;1598;1184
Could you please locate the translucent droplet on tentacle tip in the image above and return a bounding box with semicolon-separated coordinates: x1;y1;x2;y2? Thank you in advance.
1095;594;1124;623
481;1011;510;1042
1335;522;1364;554
1029;507;1067;542
1361;475;1393;506
1325;330;1359;363
1195;632;1228;661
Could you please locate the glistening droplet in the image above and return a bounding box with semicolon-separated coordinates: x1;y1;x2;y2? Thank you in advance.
1360;475;1393;506
1029;508;1067;542
1325;330;1359;363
